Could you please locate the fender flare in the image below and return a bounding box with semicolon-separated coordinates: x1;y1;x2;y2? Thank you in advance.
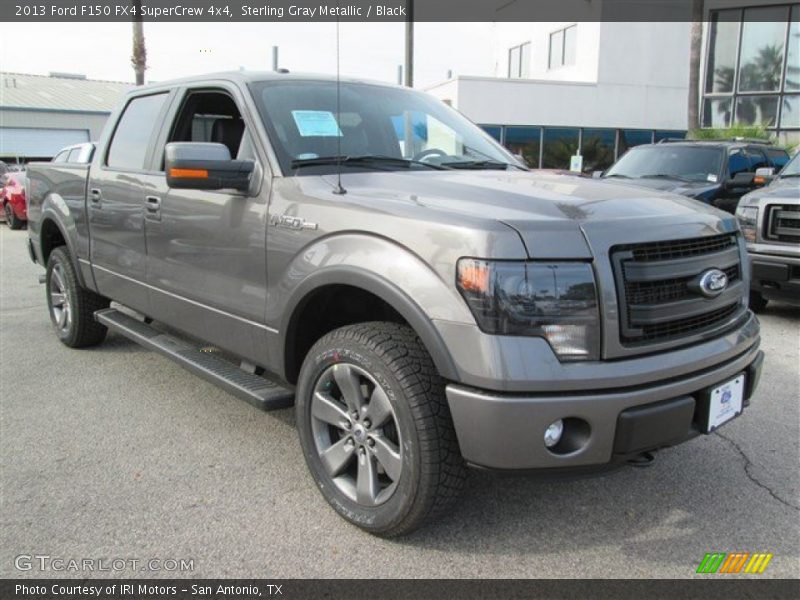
280;266;460;383
38;210;87;289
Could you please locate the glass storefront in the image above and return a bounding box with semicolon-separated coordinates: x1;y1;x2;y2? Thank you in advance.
703;4;799;135
479;125;685;171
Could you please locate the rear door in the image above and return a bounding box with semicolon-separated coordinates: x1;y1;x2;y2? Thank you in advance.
88;91;173;314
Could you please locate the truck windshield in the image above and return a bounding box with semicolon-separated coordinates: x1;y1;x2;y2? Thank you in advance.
605;146;723;183
250;79;520;174
778;152;800;178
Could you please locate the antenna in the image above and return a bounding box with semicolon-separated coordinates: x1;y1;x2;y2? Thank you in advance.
332;12;347;195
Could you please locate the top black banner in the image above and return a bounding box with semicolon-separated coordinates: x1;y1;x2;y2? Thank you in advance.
1;0;784;23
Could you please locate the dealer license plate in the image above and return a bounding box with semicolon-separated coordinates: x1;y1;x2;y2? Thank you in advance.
707;374;744;432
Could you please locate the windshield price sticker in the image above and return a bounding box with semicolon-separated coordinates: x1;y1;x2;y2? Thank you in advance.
292;111;343;137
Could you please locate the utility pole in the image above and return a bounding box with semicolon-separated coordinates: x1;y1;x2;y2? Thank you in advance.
404;0;413;87
131;0;147;85
272;46;279;71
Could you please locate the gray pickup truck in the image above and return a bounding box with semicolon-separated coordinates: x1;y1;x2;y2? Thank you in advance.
736;152;800;311
26;71;763;536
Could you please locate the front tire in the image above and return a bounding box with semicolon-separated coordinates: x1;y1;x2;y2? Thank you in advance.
46;246;110;347
296;322;466;537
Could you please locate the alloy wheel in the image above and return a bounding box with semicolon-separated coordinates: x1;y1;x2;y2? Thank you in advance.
310;363;403;506
49;263;72;333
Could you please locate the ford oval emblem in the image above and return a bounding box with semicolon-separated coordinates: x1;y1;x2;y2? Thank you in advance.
698;268;729;298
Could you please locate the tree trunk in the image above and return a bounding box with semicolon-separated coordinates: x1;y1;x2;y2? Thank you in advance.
131;0;146;86
687;0;704;135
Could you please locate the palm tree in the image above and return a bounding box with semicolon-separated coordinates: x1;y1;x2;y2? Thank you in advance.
131;0;147;85
687;0;704;132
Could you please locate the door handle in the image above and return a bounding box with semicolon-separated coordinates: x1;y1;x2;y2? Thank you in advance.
89;188;102;205
145;196;161;211
144;195;162;221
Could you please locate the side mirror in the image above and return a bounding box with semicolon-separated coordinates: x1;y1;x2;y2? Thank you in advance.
725;172;755;190
592;170;603;179
754;167;775;186
165;142;254;191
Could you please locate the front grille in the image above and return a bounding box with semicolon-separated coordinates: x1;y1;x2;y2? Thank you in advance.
766;205;800;243
626;232;737;261
612;233;745;346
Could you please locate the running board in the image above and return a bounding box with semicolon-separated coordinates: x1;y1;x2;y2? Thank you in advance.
94;308;294;411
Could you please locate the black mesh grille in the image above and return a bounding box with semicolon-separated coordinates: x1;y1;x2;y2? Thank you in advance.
612;234;744;346
626;265;740;306
620;233;738;262
636;304;740;342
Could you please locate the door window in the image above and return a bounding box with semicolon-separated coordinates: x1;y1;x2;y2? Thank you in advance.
164;90;247;163
106;93;169;170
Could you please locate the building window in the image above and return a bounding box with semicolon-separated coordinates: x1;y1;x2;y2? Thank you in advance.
479;125;503;143
508;42;531;78
702;4;798;135
581;129;616;172
618;130;654;155
548;25;577;70
505;126;541;167
542;127;579;169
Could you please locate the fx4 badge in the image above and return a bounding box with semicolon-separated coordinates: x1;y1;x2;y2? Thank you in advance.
270;214;318;231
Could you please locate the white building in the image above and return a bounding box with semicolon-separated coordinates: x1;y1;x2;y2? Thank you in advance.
427;1;799;170
0;72;131;162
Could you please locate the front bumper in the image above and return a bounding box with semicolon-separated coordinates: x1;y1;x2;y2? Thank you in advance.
446;343;763;470
749;251;800;305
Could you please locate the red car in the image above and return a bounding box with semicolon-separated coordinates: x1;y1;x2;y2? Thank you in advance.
1;171;27;229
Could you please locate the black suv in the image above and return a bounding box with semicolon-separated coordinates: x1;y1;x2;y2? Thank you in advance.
601;139;789;213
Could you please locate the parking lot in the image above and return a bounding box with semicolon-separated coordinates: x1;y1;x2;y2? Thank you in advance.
0;225;798;579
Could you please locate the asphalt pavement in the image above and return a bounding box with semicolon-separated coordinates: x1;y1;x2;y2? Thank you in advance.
1;226;798;578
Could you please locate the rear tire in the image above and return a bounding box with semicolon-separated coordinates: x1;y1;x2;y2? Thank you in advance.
749;291;768;313
296;322;466;537
4;203;24;230
46;246;110;348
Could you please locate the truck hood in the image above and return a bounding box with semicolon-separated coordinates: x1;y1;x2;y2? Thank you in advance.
602;176;720;199
318;169;736;258
740;176;800;206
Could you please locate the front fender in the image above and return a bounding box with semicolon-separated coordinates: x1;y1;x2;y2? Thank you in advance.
274;233;474;382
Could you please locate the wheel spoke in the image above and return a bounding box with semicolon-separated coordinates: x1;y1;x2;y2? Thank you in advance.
319;437;355;477
365;386;393;429
332;363;364;414
56;307;67;329
356;450;379;505
371;435;402;481
52;268;65;293
50;292;66;307
312;391;350;428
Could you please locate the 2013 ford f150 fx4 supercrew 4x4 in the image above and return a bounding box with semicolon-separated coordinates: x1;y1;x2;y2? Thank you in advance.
26;72;764;536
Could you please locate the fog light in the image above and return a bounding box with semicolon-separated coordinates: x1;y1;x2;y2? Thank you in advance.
544;419;564;448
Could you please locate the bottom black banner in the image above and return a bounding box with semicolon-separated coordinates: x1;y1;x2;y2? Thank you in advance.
2;579;799;600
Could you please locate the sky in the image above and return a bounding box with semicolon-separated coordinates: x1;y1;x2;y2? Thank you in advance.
0;22;497;87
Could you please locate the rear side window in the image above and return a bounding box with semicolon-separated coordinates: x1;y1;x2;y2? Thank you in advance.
107;93;168;170
765;148;789;169
52;150;69;163
66;148;81;162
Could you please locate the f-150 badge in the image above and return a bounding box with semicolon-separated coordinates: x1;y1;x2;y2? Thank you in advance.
270;214;318;231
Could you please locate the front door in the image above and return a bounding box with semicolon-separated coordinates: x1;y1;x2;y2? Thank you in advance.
143;86;271;364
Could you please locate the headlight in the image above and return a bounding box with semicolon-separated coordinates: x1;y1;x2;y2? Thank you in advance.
735;206;758;243
456;259;600;361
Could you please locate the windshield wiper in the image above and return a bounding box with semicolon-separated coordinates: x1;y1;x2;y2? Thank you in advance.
778;173;800;178
604;173;631;179
290;155;451;171
640;173;693;182
439;159;510;170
